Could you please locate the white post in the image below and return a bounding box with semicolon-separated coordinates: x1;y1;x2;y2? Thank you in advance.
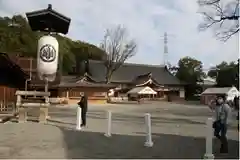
104;111;112;137
76;107;82;131
144;113;153;147
204;117;214;159
66;91;69;99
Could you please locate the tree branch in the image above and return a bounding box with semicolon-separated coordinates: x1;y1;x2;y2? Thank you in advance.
198;0;221;6
217;28;239;41
100;25;137;83
199;0;239;41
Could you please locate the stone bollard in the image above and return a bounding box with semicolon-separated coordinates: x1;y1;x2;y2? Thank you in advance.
76;107;82;130
203;117;214;159
144;113;153;147
18;107;27;123
104;111;112;137
39;107;48;123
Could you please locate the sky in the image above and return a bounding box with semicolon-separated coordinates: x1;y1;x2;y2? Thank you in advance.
0;0;239;69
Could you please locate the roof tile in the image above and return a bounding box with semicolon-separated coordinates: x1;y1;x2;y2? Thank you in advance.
87;60;182;85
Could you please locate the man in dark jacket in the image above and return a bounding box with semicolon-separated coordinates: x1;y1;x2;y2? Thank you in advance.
78;94;88;127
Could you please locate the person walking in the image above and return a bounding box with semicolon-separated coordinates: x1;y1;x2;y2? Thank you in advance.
78;93;88;127
209;95;231;153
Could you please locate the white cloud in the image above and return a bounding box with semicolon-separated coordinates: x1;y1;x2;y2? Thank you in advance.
0;0;238;68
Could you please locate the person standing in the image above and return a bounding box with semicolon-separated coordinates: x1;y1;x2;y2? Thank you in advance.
78;94;88;127
210;95;231;153
233;96;239;130
233;96;239;119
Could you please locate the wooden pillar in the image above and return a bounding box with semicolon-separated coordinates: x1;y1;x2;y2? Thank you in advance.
16;95;21;113
39;107;48;123
3;87;5;108
18;107;27;123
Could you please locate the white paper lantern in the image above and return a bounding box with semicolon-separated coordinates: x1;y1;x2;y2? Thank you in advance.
37;35;59;82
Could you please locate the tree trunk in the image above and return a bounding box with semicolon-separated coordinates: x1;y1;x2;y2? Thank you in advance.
105;71;113;103
105;71;113;84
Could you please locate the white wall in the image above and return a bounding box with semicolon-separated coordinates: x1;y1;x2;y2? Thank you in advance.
227;87;239;101
179;89;185;98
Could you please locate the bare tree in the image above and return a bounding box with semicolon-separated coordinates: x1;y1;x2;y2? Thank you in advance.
198;0;239;41
100;25;137;83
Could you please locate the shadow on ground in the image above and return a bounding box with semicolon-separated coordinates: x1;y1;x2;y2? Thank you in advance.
60;127;239;159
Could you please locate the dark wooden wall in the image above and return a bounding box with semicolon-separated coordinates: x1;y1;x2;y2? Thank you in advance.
0;86;16;112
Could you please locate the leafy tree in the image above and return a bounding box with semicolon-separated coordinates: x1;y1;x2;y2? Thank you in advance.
100;25;137;83
198;0;239;41
207;60;239;88
0;15;105;74
171;57;205;99
207;61;228;78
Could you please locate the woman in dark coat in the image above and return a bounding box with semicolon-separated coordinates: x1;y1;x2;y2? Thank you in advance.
78;94;88;127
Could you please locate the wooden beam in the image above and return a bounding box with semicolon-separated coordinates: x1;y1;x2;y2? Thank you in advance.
15;90;50;96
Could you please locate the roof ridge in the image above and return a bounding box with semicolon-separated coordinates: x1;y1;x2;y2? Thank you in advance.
207;87;233;89
88;59;165;68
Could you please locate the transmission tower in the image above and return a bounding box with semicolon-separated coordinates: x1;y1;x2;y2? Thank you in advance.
160;32;175;66
163;32;168;66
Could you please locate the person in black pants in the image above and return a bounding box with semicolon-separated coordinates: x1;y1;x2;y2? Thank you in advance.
210;95;231;153
233;96;239;130
78;94;88;127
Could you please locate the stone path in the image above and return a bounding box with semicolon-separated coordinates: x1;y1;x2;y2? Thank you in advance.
0;123;239;159
0;102;239;159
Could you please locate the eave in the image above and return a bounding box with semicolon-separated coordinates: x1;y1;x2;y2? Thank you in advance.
75;72;97;83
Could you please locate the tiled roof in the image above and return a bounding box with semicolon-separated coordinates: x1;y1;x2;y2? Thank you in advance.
57;82;116;88
85;60;183;85
127;86;146;94
127;86;157;94
26;4;71;34
0;53;28;88
58;75;116;88
201;87;233;95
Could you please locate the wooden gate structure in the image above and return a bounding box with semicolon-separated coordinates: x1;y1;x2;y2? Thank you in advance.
0;86;16;113
0;53;61;114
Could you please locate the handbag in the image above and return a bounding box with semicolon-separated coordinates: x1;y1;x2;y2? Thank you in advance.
212;120;221;128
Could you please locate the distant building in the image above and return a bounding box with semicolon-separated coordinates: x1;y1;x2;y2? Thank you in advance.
67;60;186;102
0;53;186;104
200;86;239;105
198;76;216;91
202;77;216;86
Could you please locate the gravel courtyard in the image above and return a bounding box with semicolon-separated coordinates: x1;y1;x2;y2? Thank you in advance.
0;102;239;159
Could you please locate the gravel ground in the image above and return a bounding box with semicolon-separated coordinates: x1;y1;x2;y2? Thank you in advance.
0;102;239;159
